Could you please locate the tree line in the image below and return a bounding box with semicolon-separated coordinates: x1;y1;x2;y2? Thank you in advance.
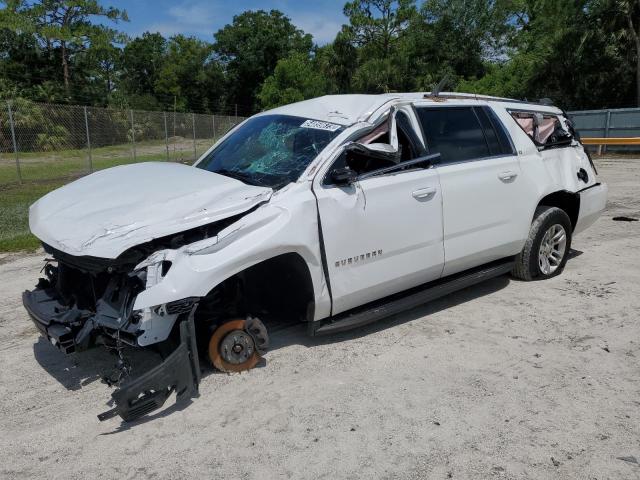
1;0;639;115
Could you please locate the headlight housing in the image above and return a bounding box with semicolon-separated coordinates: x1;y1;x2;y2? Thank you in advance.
135;250;173;288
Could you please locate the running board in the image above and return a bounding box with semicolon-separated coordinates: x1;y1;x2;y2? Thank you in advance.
310;258;514;336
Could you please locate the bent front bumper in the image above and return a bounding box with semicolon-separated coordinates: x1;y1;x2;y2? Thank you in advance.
24;286;201;422
23;287;92;354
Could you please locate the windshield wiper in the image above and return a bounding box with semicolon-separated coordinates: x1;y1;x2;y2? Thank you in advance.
215;169;263;187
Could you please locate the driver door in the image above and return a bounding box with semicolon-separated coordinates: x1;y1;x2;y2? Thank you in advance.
313;109;445;315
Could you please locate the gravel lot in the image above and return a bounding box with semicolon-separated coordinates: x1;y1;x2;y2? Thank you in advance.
1;159;639;479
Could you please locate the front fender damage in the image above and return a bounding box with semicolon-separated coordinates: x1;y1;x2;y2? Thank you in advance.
98;307;201;422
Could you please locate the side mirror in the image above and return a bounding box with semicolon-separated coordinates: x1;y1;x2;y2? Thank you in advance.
330;167;358;186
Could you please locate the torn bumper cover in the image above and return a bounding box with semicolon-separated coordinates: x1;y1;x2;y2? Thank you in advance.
22;271;142;354
23;287;92;353
97;314;201;422
23;274;202;422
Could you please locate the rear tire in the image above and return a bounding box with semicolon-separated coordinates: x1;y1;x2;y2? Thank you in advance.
512;206;572;281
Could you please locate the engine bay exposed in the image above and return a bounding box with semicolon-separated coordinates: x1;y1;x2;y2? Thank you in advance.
24;213;246;354
22;216;257;422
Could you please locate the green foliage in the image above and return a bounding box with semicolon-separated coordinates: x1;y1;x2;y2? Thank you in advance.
119;32;166;99
459;0;638;108
214;10;314;111
1;0;639;115
343;0;417;59
2;0;128;102
35;124;69;151
314;33;359;94
258;53;327;108
155;35;225;113
338;0;419;93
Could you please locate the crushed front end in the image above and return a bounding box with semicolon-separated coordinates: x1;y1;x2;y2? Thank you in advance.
22;242;201;422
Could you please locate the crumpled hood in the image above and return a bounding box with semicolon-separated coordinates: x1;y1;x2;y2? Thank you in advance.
29;162;272;259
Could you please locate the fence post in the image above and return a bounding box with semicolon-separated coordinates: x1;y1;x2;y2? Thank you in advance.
84;106;93;173
163;112;169;161
129;109;137;161
602;109;612;155
192;112;197;161
7;101;22;184
212;114;216;141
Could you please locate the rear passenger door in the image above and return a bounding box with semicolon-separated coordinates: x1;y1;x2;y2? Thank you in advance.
415;105;526;276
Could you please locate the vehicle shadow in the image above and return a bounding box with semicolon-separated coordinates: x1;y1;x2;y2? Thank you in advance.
33;338;109;391
276;248;582;350
33;336;163;391
268;273;512;352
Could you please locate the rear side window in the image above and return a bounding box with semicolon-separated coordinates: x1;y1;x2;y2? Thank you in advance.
416;107;488;164
476;107;516;156
416;106;515;164
509;110;573;147
474;107;502;156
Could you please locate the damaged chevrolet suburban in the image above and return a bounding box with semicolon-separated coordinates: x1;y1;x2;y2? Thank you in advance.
23;93;607;421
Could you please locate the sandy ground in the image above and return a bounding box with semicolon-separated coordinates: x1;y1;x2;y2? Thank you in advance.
1;159;639;480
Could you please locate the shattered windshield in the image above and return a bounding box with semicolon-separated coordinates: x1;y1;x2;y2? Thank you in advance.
196;114;344;189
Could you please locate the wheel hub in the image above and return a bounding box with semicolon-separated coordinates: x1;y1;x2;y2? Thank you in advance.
208;318;266;373
220;330;255;365
538;224;567;275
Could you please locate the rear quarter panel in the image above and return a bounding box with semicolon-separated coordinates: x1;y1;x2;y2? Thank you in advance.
492;104;600;230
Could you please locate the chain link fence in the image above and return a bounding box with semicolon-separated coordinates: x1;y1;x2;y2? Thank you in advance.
0;99;245;186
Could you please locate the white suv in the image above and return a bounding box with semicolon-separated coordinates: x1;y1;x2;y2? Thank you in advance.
23;93;607;421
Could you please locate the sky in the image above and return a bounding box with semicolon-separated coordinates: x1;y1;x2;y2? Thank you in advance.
106;0;349;45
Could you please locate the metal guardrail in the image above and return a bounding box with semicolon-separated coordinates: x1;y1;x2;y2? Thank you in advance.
581;137;640;146
568;107;640;153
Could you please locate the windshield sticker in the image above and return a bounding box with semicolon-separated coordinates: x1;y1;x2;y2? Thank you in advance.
300;119;341;132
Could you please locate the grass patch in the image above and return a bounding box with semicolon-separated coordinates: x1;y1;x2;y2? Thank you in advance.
0;137;215;186
0;181;65;252
0;138;217;252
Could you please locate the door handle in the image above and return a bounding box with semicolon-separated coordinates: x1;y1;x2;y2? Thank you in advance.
498;171;518;182
412;187;437;200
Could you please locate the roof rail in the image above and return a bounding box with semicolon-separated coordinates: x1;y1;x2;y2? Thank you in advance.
422;92;555;107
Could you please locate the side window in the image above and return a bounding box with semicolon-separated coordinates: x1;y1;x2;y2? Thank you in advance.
483;107;517;155
474;107;502;156
510;111;573;147
475;106;516;156
416;107;490;164
323;111;426;185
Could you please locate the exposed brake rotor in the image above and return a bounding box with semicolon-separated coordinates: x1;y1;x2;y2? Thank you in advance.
208;317;268;373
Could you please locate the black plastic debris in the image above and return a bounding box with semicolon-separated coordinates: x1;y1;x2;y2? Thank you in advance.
612;216;639;222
